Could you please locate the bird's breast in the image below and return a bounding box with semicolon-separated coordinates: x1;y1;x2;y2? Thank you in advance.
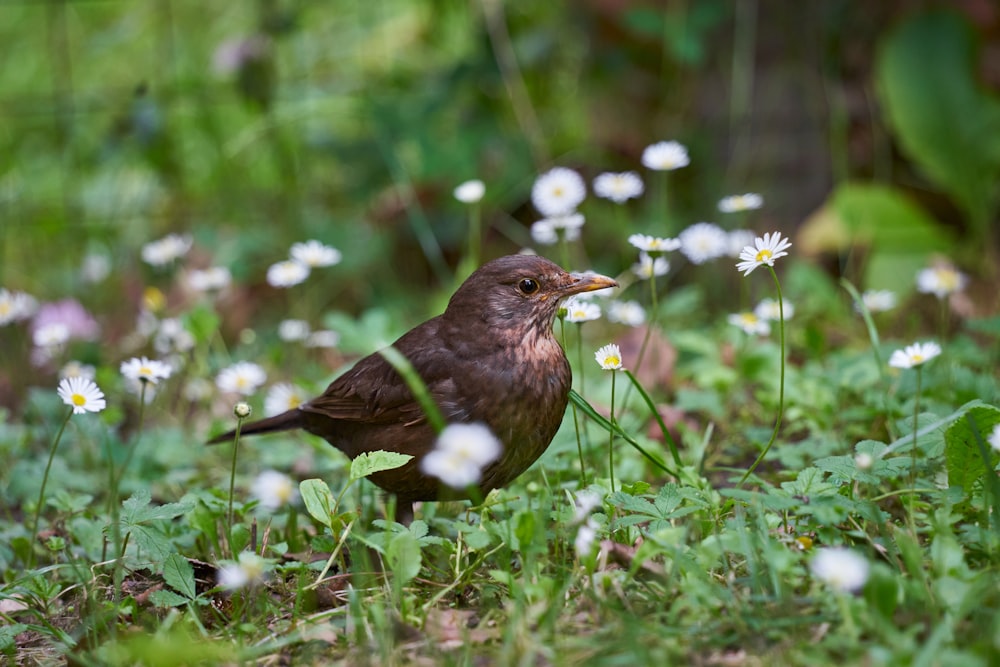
448;331;571;489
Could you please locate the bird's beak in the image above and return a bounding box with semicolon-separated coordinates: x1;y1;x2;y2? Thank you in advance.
561;271;618;296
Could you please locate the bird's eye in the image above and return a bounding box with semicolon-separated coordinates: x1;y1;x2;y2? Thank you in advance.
518;278;540;295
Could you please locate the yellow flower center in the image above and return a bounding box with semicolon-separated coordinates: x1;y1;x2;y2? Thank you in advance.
287;395;302;409
235;377;248;389
936;269;958;289
912;354;924;363
755;249;773;263
72;393;87;407
139;365;153;377
0;303;10;316
741;314;758;325
605;355;620;367
553;186;564;197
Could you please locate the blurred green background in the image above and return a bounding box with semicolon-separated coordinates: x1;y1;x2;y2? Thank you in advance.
1;0;997;371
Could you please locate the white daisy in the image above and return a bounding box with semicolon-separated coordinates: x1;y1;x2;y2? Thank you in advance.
187;266;232;292
154;318;195;354
988;424;1000;453
530;219;559;246
593;171;644;203
718;193;763;213
728;312;771;336
60;360;96;380
725;229;756;258
266;260;310;288
120;356;173;385
888;341;941;369
531;213;585;245
141;233;193;267
606;300;646;327
57;376;107;415
0;289;38;325
916;264;967;299
264;383;307;416
679;222;729;264
641;140;690;171
290;240;342;268
858;290;897;313
216;361;267;396
595;343;623;370
453;179;485;204
80;253;111;284
810;547;870;593
627;234;680;253
562;297;601;323
420;422;502;489
735;231;793;276
217;552;268;590
251;470;299;510
278;319;310;342
632;252;670;280
305;330;340;348
531;167;586;217
33;322;70;348
575;517;599;558
854;452;874;470
754;298;793;321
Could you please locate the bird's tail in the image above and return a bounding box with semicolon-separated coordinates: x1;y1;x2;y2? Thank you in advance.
206;409;305;445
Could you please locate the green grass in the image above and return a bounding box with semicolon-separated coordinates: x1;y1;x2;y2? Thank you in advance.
2;2;999;665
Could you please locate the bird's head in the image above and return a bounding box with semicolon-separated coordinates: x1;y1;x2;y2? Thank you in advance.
444;255;618;336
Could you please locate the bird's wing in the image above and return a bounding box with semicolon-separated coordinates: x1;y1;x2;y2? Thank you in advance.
300;317;460;426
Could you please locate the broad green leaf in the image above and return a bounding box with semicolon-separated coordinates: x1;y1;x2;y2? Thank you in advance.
800;183;953;294
386;531;421;586
349;450;414;482
944;405;1000;496
149;589;191;608
162;553;196;600
877;10;1000;231
299;479;335;529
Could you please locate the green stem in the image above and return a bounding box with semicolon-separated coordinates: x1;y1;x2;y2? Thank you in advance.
840;279;896;440
624;369;683;467
738;266;785;486
378;345;445;433
569;322;588;487
608;372;617;493
28;407;74;567
227;417;246;547
907;368;922;535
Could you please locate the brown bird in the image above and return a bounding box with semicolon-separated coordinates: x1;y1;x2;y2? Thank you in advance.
209;254;617;521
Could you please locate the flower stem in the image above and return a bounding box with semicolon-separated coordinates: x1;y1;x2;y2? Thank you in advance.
28;407;74;568
608;371;617;493
573;325;588;487
738;266;785;486
228;417;246;548
907;367;922;534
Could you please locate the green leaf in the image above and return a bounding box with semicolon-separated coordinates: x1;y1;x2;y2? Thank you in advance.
801;183;954;293
162;553;196;600
877;10;1000;231
149;589;191;608
944;405;1000;496
386;531;421;586
299;479;335;529
349;450;414;482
